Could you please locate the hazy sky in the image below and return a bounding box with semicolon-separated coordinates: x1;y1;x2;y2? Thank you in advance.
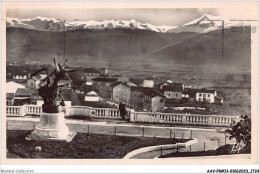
6;8;256;26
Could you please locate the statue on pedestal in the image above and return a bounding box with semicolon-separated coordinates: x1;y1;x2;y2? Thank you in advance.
30;58;75;112
26;58;77;142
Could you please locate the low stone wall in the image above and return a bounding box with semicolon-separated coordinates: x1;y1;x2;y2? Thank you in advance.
123;139;198;159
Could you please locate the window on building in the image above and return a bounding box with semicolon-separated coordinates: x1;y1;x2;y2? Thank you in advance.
106;83;109;86
199;93;202;97
160;99;164;103
203;94;206;97
208;94;210;97
168;93;170;97
176;94;178;97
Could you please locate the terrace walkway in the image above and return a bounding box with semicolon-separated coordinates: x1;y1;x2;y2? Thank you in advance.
7;116;236;153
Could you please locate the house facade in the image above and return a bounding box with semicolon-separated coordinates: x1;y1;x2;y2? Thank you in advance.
27;78;41;89
195;89;217;103
130;87;145;111
91;77;118;100
6;81;26;106
164;91;182;99
143;89;165;112
84;68;100;81
112;82;131;103
13;74;28;80
160;82;184;100
143;80;154;88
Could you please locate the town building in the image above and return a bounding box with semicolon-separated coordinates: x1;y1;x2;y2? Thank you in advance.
84;68;100;81
215;95;224;104
161;83;184;100
111;82;136;103
91;77;118;100
195;89;217;103
143;79;154;88
182;88;197;103
92;77;118;87
12;74;28;80
143;88;165;112
27;76;42;90
130;86;148;111
36;91;72;107
6;81;26;105
84;90;100;107
13;88;33;105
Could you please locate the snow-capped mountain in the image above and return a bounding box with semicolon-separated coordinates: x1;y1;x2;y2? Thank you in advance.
6;14;251;33
6;16;65;31
167;14;252;33
6;17;177;33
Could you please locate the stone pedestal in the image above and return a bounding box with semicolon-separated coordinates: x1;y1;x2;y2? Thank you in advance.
26;112;76;142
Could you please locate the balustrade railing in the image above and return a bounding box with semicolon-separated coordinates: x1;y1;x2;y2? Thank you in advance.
6;106;25;116
25;105;42;115
130;112;239;127
6;104;239;126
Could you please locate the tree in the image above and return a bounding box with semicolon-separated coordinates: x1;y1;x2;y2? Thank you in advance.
225;115;251;153
69;70;86;87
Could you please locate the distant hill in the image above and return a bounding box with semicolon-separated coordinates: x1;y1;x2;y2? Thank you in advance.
150;27;251;67
6;27;197;63
6;26;251;68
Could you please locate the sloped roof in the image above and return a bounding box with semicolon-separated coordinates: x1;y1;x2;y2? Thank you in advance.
111;81;136;88
92;77;117;82
144;88;165;98
15;88;31;97
196;88;216;94
183;88;216;97
86;91;98;96
161;83;183;92
84;68;100;73
6;81;26;93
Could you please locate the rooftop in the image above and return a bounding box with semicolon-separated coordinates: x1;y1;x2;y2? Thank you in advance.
84;68;100;74
161;83;183;92
15;88;33;97
111;81;137;88
196;88;216;94
92;77;117;83
144;88;165;98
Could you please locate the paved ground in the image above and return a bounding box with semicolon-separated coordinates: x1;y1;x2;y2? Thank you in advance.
7;116;236;157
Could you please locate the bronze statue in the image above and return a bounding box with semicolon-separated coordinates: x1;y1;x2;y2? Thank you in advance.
30;58;76;113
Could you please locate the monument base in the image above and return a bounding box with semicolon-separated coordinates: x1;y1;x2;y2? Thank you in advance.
26;112;76;142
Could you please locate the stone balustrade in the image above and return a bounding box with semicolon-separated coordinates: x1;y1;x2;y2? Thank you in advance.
25;105;42;115
130;112;239;127
6;106;25;117
6;105;239;126
68;106;131;119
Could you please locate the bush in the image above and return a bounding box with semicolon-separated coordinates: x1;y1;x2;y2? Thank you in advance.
225;115;251;153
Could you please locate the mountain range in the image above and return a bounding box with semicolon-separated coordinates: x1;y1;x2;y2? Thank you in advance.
6;14;251;69
6;14;251;33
